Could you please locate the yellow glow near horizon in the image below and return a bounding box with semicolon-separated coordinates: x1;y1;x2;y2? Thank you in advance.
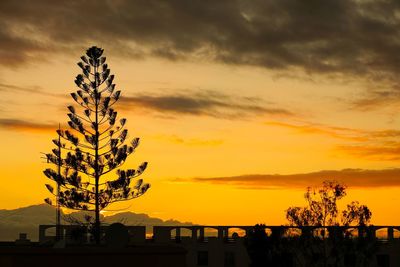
1;54;400;226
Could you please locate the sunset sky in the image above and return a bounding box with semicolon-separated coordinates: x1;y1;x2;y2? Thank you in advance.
1;0;400;225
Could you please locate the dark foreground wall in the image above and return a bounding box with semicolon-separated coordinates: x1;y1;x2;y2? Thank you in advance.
0;245;186;267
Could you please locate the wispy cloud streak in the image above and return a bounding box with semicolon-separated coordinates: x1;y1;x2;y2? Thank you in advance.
0;119;56;132
267;121;400;140
184;168;400;189
267;121;400;161
0;83;64;98
352;89;400;110
153;134;223;146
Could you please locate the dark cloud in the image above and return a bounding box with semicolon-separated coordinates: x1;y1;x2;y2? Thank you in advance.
0;21;48;67
0;118;56;132
121;91;292;119
1;0;400;83
185;168;400;189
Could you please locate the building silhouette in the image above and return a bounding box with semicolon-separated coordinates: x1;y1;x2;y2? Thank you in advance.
0;224;399;267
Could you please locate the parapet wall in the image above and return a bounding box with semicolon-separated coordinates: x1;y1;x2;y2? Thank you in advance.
38;224;400;244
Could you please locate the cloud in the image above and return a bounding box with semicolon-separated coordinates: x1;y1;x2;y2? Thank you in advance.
0;21;48;67
121;90;292;119
0;82;64;98
267;121;400;141
267;121;400;161
0;118;56;132
337;143;400;161
352;89;400;110
1;0;400;83
153;134;223;146
185;168;400;189
266;121;367;141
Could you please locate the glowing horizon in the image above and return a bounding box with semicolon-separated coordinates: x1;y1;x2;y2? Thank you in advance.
2;0;400;226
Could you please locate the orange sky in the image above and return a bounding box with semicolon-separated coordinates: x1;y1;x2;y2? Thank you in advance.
1;0;400;225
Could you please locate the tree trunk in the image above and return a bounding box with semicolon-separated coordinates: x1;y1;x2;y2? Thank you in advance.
94;64;100;245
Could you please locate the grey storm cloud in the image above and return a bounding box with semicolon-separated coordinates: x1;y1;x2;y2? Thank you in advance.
120;91;292;118
1;0;400;81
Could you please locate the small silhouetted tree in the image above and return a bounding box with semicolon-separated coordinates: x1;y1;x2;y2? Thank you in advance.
245;181;374;267
43;46;150;244
285;180;373;267
342;201;372;227
286;180;371;228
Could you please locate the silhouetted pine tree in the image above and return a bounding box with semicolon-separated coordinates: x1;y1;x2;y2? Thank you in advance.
43;46;150;244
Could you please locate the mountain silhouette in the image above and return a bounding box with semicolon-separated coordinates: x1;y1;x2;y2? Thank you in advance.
0;204;192;241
